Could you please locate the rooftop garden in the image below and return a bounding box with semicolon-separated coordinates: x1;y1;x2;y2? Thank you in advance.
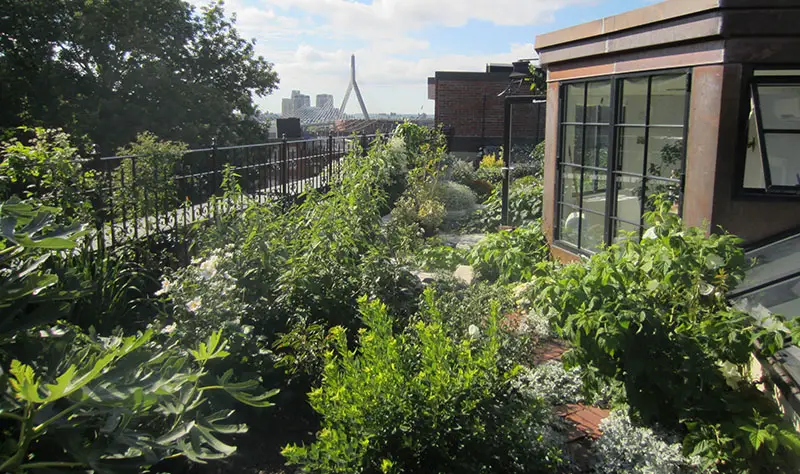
1;123;800;474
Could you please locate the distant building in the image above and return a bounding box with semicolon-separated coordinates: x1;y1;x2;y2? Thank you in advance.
428;62;545;155
281;98;294;116
291;90;311;112
316;94;334;109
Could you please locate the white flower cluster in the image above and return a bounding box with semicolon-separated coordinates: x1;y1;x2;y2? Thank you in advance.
154;246;251;340
593;409;703;474
511;282;553;339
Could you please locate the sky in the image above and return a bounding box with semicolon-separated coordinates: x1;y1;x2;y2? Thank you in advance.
188;0;660;115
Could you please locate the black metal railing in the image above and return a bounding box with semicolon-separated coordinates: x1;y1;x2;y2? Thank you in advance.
78;133;381;249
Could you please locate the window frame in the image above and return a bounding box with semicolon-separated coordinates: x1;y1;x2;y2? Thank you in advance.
737;67;800;198
554;68;691;256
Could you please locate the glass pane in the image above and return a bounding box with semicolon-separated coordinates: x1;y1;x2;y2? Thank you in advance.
649;74;688;125
559;165;581;206
560;125;582;165
586;81;612;124
558;205;580;246
614;174;643;226
735;275;800;320
616;127;646;174
763;134;800;187
646;128;684;179
755;70;800;77
740;233;800;294
613;219;640;244
580;212;606;252
584;126;610;168
757;85;800;130
644;179;680;217
582;169;608;202
619;77;649;125
564;83;585;123
743;98;766;189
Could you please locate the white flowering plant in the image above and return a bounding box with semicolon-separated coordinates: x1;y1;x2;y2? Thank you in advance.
156;245;273;371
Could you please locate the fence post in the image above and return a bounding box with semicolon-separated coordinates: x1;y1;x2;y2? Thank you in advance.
327;133;333;185
92;151;106;250
360;132;368;157
281;134;288;195
210;137;219;192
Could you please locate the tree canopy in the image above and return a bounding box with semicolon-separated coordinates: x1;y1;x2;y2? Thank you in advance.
0;0;279;154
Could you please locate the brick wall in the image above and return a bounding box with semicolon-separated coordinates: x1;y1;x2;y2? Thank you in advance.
433;72;546;153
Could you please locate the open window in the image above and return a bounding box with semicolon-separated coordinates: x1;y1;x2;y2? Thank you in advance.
742;70;800;195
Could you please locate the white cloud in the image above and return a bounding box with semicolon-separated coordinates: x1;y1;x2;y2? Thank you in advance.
188;0;582;113
267;0;588;36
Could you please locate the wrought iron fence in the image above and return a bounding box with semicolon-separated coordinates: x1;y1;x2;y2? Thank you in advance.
80;133;380;249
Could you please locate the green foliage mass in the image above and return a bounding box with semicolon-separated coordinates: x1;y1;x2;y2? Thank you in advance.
468;222;549;284
0;198;277;472
282;294;563;474
0;0;278;153
527;197;800;472
469;175;543;232
113;132;188;220
0;128;97;221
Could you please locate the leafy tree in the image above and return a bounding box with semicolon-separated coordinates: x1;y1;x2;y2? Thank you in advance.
0;0;278;154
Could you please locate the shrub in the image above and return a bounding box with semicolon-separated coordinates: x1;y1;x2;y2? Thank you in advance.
468;222;549;284
468;176;543;232
449;160;476;187
0;128;96;221
0;200;276;472
527;197;800;472
112;132;187;221
511;141;545;181
282;296;564;473
389;153;447;236
479;153;502;169
438;181;477;212
517;361;584;406
593;410;702;474
411;244;468;272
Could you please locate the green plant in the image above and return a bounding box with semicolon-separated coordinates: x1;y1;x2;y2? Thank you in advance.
112;132;187;220
282;295;564;473
527;197;800;472
0;197;87;340
389;153;447;236
468;223;549;284
0;128;97;221
593;409;702;474
437;181;477;212
449;160;476;188
468;176;543;232
0;329;277;472
479;153;502;169
412;244;468;272
0;200;277;472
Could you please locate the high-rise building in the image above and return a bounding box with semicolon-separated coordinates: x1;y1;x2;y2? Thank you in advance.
316;94;334;109
281;98;294;116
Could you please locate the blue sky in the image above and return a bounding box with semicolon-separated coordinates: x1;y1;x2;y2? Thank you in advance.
189;0;657;114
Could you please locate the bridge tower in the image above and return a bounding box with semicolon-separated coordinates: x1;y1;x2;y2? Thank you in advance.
339;54;370;120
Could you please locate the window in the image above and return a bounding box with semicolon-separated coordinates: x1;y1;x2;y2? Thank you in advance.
555;72;690;253
743;70;800;194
